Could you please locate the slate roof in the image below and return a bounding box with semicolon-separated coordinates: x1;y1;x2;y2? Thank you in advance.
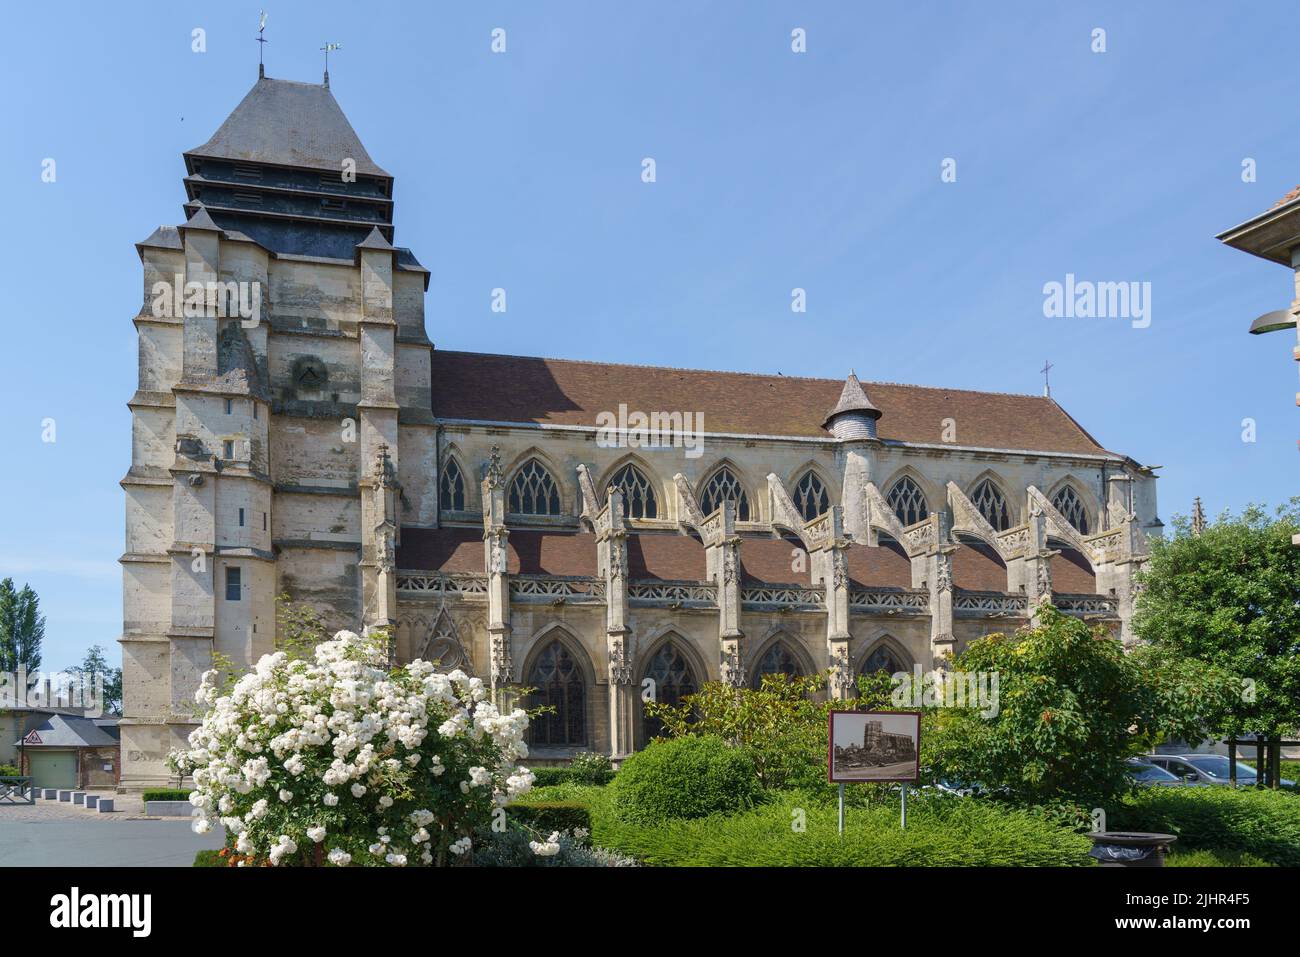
823;372;882;426
185;76;390;177
17;713;119;748
428;351;1114;455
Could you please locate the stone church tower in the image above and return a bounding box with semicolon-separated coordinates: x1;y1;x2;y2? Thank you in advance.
119;74;436;787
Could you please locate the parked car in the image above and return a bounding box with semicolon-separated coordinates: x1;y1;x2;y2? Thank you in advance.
1142;753;1295;788
1124;758;1188;787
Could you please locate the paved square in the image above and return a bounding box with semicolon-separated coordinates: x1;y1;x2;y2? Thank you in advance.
0;791;225;866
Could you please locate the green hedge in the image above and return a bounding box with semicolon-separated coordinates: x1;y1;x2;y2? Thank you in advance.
143;788;192;803
507;801;591;834
1110;787;1300;866
193;849;225;867
529;753;616;788
611;735;761;825
518;785;1091;866
0;764;20;777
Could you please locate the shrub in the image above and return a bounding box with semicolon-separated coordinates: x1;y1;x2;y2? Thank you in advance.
588;788;1090;866
1109;786;1300;866
469;827;635;867
0;764;21;777
567;751;615;785
1166;847;1274;867
508;801;590;834
610;735;761;825
645;670;896;793
143;788;192;803
170;628;536;867
529;767;574;788
527;754;615;788
193;849;226;867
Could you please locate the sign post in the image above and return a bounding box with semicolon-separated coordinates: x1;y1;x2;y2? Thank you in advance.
829;710;921;836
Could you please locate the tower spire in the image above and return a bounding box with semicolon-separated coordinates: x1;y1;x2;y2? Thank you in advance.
1191;497;1206;536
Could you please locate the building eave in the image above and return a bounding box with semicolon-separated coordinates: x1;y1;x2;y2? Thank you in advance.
1216;198;1300;265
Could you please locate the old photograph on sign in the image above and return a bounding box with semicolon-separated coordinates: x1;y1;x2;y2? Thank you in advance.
829;711;921;783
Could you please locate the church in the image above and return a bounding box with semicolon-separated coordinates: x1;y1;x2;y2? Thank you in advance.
117;70;1160;788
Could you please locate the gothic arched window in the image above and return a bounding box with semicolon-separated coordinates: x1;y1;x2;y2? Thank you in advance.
792;470;830;522
1051;485;1090;535
608;463;658;520
642;640;697;741
971;478;1011;532
887;476;929;527
861;644;905;676
508;458;562;516
752;641;803;689
527;640;586;747
699;467;751;521
440;458;466;511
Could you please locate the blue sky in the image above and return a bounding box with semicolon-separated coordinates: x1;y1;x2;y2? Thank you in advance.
2;1;1297;670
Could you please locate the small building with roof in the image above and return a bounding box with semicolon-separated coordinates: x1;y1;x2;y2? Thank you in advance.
14;710;120;790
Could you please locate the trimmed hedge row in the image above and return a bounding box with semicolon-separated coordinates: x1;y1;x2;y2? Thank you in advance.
530;767;615;788
143;788;192;803
1110;786;1300;866
515;786;1093;867
529;753;616;788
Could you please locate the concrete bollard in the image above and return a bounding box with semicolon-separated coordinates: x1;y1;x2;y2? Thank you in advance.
57;790;73;802
72;792;87;806
85;795;100;809
96;798;114;813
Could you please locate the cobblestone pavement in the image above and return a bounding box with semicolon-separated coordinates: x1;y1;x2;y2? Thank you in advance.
0;790;151;822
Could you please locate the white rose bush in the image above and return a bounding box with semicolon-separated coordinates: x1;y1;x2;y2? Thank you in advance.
170;628;535;867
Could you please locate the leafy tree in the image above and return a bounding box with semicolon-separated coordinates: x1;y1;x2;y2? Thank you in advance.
927;607;1239;811
0;578;44;673
645;669;896;792
1133;499;1300;740
66;645;123;716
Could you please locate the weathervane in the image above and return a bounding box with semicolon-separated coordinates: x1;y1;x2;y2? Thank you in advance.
321;41;342;87
256;11;268;78
1040;359;1054;398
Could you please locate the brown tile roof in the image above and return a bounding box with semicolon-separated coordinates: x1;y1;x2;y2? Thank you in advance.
740;536;812;585
1051;548;1096;593
845;538;913;589
951;542;1009;592
398;527;482;574
397;527;598;577
627;532;706;581
1273;185;1300;209
429;351;1111;455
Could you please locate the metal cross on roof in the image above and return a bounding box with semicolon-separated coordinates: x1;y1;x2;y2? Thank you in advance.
256;11;268;76
1040;359;1054;398
321;41;342;87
